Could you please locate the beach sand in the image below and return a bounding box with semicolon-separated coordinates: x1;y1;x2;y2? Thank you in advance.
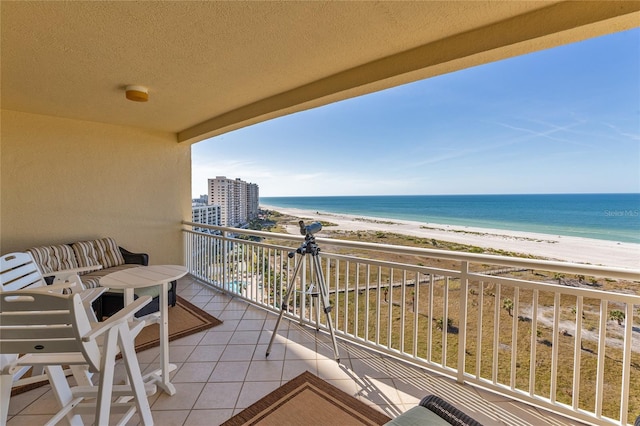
261;205;640;270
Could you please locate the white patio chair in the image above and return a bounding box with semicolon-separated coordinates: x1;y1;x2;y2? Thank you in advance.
0;291;154;425
0;251;104;320
0;252;105;393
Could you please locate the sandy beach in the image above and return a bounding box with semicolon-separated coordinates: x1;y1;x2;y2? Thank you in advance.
261;205;640;270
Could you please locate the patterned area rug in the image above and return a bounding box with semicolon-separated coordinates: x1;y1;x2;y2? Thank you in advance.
221;371;392;426
11;295;222;396
134;295;222;352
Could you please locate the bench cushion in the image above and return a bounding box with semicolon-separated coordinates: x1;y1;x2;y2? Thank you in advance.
27;244;79;275
384;406;450;426
71;240;102;274
94;237;125;268
71;237;125;275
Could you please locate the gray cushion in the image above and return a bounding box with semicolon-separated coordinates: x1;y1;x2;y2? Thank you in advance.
384;406;451;426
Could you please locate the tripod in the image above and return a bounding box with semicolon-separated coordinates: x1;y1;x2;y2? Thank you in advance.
265;221;340;362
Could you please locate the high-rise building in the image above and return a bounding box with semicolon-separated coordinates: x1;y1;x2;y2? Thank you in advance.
208;176;259;227
247;183;259;220
192;194;208;206
191;204;221;233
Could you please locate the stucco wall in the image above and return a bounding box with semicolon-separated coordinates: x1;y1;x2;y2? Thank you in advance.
0;110;191;265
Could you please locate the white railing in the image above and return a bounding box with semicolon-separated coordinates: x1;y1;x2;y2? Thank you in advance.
182;222;640;425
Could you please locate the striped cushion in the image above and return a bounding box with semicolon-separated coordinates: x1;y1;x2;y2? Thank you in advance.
94;237;125;268
27;245;78;274
26;246;54;274
50;245;78;270
71;241;102;275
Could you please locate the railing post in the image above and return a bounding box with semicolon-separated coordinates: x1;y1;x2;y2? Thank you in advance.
222;230;229;291
457;261;469;384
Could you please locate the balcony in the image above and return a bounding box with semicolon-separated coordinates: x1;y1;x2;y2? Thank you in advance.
6;225;639;425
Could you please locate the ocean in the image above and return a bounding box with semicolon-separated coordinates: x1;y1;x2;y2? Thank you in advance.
260;193;640;244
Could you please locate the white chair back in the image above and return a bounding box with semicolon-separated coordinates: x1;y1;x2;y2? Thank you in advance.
0;252;102;399
0;252;46;292
0;291;101;372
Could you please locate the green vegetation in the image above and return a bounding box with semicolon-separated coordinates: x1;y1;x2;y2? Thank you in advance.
609;309;625;326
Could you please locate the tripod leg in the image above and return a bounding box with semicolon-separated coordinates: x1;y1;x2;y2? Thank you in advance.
266;255;304;357
311;255;340;362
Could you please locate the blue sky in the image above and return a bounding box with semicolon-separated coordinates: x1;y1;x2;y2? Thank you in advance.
192;28;640;198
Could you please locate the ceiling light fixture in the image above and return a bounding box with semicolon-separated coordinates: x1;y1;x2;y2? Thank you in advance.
125;85;149;102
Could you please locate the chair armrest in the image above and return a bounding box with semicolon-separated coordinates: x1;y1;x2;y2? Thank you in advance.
29;280;79;293
32;276;105;304
43;265;103;280
119;247;149;266
78;287;107;305
83;296;152;342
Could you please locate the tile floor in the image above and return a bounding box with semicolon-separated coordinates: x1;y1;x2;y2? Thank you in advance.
6;276;586;425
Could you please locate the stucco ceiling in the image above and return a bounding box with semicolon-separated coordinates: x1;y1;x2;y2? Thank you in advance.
1;1;639;144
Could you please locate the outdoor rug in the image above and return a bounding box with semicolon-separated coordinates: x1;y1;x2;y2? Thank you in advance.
221;371;392;426
11;295;222;396
134;295;222;352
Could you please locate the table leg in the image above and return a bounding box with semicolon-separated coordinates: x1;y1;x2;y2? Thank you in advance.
155;282;176;396
124;288;134;306
128;284;176;396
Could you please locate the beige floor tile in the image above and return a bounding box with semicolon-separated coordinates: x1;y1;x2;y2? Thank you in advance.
211;319;240;332
220;344;256;361
7;414;57;425
210;361;250;382
186;345;225;362
287;327;318;343
151;382;205;411
245;359;284;381
350;356;393;379
7;385;50;416
168;345;196;363
241;308;269;320
193;382;243;409
187;295;215;304
235;319;266;331
146;409;190;425
324;378;360;397
317;358;352;380
184;409;235;425
226;301;249;311
200;330;234;345
236;380;281;409
357;377;403;406
17;389;60;415
284;341;319;360
281;359;317;380
173;362;216;383
257;328;289;345
203;301;228;311
219;310;245;320
171;330;207;346
256;342;285;360
136;346;161;364
228;330;261;345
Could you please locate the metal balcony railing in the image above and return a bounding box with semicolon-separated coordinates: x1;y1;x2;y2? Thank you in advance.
182;222;640;425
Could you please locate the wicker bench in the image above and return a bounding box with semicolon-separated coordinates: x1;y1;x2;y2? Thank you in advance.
26;237;176;318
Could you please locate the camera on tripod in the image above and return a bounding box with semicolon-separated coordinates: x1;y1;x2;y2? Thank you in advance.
267;219;340;362
299;220;322;236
